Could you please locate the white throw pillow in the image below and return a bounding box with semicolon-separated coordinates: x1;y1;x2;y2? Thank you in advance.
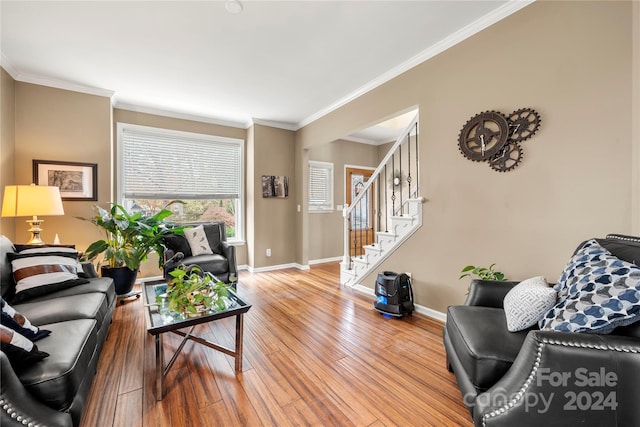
503;276;557;332
184;225;214;256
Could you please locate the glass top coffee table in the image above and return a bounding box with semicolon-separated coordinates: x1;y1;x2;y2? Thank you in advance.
142;281;251;400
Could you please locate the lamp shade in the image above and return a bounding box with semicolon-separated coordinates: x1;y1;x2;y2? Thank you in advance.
1;185;65;217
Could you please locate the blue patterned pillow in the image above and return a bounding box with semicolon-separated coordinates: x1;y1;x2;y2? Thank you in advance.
539;239;640;333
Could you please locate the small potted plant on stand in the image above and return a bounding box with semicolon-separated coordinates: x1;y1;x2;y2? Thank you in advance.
459;263;508;294
81;202;182;296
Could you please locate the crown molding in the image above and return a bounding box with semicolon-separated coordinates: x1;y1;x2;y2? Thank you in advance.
296;0;535;129
8;67;115;98
0;53;20;79
251;118;298;131
114;102;250;129
340;135;384;146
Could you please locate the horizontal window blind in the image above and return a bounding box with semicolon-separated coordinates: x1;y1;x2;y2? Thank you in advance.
309;161;333;212
122;128;242;200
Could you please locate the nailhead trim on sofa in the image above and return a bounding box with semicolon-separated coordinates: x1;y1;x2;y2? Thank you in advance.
0;398;38;426
481;338;639;427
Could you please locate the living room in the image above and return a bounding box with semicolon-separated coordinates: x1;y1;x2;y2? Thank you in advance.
1;1;639;426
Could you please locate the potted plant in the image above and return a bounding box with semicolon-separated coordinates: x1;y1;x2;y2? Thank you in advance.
459;263;507;281
81;201;183;295
459;263;508;294
163;265;230;316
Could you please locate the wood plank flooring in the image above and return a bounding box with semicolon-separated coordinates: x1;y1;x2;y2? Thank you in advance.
80;262;472;427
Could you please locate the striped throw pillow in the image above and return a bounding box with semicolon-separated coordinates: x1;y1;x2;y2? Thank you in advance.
8;252;89;303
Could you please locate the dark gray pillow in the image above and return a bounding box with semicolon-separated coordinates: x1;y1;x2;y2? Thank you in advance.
163;233;192;258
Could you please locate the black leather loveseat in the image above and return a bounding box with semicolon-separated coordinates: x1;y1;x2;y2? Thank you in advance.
444;234;640;426
0;235;115;427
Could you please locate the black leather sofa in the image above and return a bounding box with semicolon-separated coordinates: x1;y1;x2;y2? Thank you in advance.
444;234;640;426
162;221;237;285
0;235;115;427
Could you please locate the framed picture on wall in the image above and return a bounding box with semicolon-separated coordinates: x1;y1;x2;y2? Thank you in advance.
262;175;288;198
33;159;98;201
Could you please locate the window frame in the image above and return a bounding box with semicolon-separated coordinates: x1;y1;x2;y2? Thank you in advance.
308;160;334;213
116;122;245;243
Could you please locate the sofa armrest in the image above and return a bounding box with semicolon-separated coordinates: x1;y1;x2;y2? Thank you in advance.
464;280;519;308
0;352;73;427
473;330;640;427
221;242;237;280
80;261;99;278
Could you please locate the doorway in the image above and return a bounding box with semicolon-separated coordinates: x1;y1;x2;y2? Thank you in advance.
346;167;375;256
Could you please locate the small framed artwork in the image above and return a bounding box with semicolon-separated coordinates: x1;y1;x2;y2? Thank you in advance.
262;175;288;198
33;159;98;201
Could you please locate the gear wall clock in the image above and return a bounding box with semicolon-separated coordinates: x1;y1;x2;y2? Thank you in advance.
457;108;541;172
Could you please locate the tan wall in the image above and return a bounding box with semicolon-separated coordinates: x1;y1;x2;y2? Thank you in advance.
0;69;16;239
296;1;636;313
308;139;379;261
248;124;296;268
13;83;112;249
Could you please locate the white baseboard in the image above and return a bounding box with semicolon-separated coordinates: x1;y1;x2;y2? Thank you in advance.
351;283;446;323
247;263;302;273
309;256;342;265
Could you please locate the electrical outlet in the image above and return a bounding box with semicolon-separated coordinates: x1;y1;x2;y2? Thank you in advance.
266;248;271;257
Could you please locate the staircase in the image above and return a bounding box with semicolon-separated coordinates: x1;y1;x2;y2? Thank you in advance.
340;113;422;287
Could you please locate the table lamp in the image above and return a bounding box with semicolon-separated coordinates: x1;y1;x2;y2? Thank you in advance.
1;184;65;245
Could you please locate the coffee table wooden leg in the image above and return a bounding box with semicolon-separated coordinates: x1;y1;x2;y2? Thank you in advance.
235;313;244;372
155;334;164;400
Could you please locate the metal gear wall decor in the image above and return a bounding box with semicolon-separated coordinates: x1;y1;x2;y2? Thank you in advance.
489;141;523;172
458;111;509;161
506;108;541;142
457;108;541;172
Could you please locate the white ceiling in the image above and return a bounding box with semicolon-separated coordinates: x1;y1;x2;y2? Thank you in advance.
0;1;530;130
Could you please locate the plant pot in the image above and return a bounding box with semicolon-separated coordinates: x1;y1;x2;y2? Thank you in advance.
101;266;139;295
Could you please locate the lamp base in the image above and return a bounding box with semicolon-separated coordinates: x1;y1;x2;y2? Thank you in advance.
26;217;46;245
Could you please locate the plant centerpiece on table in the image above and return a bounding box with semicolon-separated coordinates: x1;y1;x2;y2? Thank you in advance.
164;265;230;316
80;201;183;295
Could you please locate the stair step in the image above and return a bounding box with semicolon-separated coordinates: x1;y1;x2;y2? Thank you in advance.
341;268;355;278
376;231;396;238
352;256;369;266
364;244;382;254
376;231;397;247
390;215;415;222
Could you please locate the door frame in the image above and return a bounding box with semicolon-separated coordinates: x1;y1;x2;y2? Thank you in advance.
345;165;376;256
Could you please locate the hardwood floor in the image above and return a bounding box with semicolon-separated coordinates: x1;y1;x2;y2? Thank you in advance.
80;262;472;427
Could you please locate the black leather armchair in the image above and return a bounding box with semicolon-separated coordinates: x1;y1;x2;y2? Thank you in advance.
443;234;640;426
162;222;237;285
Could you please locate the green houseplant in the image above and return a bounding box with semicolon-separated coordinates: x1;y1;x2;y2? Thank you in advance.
459;263;507;294
164;265;230;316
81;201;183;295
459;263;507;281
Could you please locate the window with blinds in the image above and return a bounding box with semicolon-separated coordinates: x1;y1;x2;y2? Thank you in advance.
308;160;334;213
118;123;244;240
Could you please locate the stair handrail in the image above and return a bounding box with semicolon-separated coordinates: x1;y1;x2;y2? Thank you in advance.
343;112;419;219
